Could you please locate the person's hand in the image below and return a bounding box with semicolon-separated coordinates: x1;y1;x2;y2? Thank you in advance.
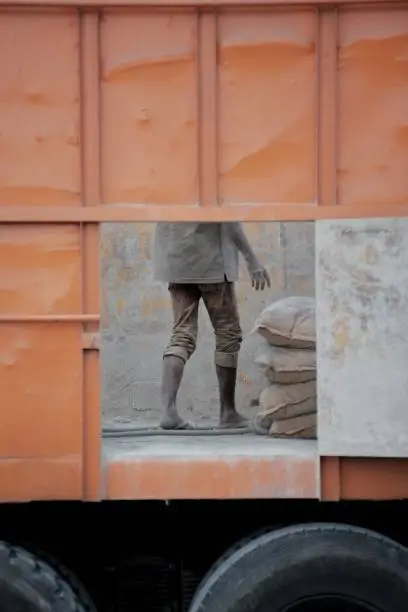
247;259;271;291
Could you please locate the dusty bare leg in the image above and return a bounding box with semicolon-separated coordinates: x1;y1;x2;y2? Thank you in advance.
216;365;248;428
160;355;192;430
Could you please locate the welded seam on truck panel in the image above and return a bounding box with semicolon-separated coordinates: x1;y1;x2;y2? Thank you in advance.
316;6;340;500
317;6;338;207
3;202;408;223
0;314;99;322
0;0;401;6
80;10;102;501
198;9;218;207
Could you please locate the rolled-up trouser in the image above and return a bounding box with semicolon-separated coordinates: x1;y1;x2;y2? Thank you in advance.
164;282;243;368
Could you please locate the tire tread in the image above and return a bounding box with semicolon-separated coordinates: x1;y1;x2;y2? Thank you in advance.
0;540;92;612
189;522;408;612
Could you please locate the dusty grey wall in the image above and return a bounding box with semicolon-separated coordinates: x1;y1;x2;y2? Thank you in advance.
101;222;315;427
317;218;408;458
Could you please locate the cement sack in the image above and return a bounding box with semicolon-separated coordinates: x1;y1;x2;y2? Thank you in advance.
252;296;315;349
252;380;316;434
255;344;316;384
269;412;317;440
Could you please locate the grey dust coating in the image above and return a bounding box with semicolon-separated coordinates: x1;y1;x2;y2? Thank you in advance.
101;222;315;428
316;218;408;458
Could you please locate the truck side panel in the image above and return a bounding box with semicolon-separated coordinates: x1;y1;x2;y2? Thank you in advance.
0;4;407;502
0;10;84;500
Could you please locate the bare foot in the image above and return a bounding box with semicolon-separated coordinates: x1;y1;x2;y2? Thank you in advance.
219;410;248;429
160;413;193;430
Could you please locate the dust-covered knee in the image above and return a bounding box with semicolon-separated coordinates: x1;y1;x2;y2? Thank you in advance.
214;325;243;368
164;331;197;363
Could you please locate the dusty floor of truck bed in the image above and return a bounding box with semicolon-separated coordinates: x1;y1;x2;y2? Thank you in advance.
102;433;318;500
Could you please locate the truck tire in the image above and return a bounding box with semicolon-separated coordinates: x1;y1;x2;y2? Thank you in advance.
189;523;408;612
0;540;95;611
33;547;97;612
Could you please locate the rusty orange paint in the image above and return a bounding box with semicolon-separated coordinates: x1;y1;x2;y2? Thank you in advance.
0;9;81;206
103;438;318;500
3;201;408;224
0;4;408;504
80;10;102;500
219;9;316;204
0;224;83;480
106;458;317;500
0;225;81;315
0;0;398;6
338;7;408;208
100;10;198;205
0;457;82;502
321;457;408;501
0;324;83;458
318;7;338;207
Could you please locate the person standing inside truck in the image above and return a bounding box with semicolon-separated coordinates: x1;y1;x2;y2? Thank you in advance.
153;222;270;430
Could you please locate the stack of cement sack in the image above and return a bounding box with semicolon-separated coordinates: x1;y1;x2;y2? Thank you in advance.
251;296;317;439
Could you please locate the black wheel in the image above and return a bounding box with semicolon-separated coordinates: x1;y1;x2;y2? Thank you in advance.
188;523;408;612
0;540;96;611
31;546;97;612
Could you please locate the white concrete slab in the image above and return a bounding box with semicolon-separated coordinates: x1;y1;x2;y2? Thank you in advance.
316;218;408;457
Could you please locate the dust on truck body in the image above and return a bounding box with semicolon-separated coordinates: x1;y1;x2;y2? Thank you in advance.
1;0;408;611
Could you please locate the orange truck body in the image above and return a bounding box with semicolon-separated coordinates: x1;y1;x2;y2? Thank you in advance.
1;0;408;504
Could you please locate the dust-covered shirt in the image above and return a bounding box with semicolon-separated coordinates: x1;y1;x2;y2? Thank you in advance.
153;223;239;283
